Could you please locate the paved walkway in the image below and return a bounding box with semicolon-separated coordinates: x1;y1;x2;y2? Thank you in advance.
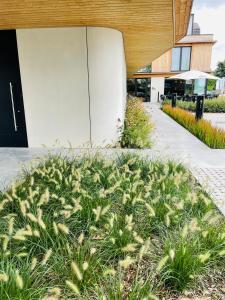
203;113;225;130
0;104;225;215
145;103;225;215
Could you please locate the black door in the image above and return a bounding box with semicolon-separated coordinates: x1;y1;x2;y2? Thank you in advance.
0;30;28;147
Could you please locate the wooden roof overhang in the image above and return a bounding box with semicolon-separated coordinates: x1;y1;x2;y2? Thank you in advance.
0;0;192;73
129;72;180;79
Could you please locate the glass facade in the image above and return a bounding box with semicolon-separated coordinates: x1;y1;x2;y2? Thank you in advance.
171;48;181;71
194;79;206;95
171;46;191;72
181;47;191;71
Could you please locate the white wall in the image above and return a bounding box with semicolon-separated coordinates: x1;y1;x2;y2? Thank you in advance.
88;27;126;146
151;77;165;103
17;28;90;147
16;27;126;148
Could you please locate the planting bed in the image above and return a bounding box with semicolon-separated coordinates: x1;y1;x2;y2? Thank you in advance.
162;104;225;149
0;154;225;299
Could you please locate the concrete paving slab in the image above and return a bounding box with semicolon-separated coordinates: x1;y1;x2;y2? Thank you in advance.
203;113;225;130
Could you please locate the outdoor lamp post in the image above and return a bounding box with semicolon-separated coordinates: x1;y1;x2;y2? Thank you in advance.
195;95;204;121
171;93;177;108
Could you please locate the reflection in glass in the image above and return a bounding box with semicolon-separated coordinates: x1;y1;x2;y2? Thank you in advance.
171;48;181;71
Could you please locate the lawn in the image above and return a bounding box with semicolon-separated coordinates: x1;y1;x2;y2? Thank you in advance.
164;97;225;113
0;154;225;299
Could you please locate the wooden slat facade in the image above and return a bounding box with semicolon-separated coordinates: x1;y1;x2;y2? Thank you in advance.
151;42;214;74
0;0;192;73
191;43;213;72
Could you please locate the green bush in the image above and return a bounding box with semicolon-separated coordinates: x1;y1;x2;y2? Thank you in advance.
121;97;153;148
0;154;224;299
164;97;225;113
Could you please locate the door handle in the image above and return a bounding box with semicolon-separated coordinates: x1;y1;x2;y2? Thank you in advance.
9;82;18;132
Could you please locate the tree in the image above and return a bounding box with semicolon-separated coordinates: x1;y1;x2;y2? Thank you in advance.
207;79;216;91
214;60;225;78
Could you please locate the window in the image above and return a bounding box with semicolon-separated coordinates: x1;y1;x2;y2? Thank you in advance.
171;47;191;72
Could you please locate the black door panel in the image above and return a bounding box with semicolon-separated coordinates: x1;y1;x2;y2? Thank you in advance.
0;30;28;147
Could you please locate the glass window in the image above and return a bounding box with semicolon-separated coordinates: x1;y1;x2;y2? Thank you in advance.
194;79;206;95
181;47;191;71
171;48;181;71
171;47;191;72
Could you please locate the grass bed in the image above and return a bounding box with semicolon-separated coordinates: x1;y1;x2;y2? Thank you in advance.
120;97;153;149
0;154;225;299
163;104;225;149
164;97;225;113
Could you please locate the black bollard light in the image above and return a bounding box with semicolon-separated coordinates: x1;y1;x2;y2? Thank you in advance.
171;93;177;108
195;95;204;121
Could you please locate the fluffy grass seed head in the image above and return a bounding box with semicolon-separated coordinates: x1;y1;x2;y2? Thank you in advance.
41;249;52;266
156;255;169;273
66;280;80;295
198;252;211;263
145;203;155;217
53;222;59;235
169;249;175;260
93;206;102;222
78;232;84;245
119;256;135;269
82;262;89;271
8;217;15;235
26;213;38;223
103;268;116;276
125;214;134;231
122;243;137;253
0;273;8;282
219;249;225;256
2;235;9;252
31;257;38;271
57;223;69;235
41;287;61;300
71;261;83;281
15;270;24;289
181;224;189;239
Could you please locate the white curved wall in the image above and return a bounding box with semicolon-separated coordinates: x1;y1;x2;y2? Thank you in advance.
88;27;126;146
16;27;126;148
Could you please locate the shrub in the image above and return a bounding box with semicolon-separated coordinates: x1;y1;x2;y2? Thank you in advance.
162;104;225;148
0;154;224;299
120;97;153;148
164;97;225;113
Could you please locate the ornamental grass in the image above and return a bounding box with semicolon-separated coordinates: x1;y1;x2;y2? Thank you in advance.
120;97;153;148
163;104;225;148
164;97;225;113
0;153;225;299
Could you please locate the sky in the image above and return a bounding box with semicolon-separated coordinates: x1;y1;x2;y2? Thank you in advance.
192;0;225;70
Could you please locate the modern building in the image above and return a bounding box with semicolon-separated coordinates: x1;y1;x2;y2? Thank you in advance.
0;1;192;147
129;14;216;102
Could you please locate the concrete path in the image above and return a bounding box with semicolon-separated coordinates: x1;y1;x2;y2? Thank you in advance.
146;103;225;215
203;113;225;130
